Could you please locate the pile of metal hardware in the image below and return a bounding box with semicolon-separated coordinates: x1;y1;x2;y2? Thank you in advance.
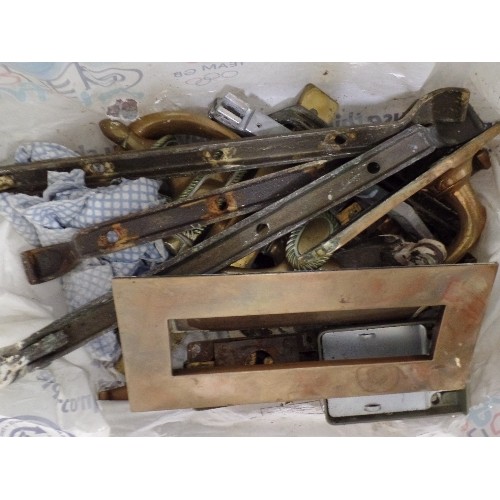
0;85;498;424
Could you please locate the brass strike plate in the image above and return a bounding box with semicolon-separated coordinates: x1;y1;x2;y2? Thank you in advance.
112;264;497;411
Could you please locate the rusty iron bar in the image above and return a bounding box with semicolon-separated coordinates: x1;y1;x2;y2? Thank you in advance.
21;160;330;284
0;88;470;194
186;333;319;367
152;124;441;275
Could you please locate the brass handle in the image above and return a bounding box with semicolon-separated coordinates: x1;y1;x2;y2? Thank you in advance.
129;111;240;140
99;119;152;149
430;151;489;263
99;111;239;151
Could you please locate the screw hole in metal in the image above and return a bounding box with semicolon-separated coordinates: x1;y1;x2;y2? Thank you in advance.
217;197;228;211
431;393;442;405
333;134;347;145
256;223;270;235
189;343;202;356
367;162;381;174
246;350;273;365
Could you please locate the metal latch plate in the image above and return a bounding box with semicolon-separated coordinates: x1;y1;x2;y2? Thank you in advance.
324;389;467;424
318;324;466;423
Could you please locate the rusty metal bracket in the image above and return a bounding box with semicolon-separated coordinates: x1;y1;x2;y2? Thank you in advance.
185;333;319;368
112;263;497;410
21;160;330;284
0;88;470;194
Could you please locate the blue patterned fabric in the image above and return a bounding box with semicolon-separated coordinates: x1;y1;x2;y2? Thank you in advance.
0;142;169;364
15;142;80;163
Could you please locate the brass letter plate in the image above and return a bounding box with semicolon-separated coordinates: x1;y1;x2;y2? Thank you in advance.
112;264;497;411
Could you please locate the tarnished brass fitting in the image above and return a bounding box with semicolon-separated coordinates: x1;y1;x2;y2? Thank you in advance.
430;150;490;263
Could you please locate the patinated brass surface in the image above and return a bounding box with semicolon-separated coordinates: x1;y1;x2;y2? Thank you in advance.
297;83;339;124
100;111;240;150
113;263;497;411
430;151;489;263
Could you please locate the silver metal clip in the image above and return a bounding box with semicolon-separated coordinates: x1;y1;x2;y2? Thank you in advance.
209;92;290;136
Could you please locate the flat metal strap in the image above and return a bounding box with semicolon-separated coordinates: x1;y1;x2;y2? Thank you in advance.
155;124;438;275
21;160;330;283
0;88;470;194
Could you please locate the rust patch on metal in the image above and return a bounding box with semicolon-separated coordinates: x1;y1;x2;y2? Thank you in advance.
202;147;237;166
335;202;363;225
203;191;238;218
185;334;315;367
83;161;116;177
322;131;358;151
97;223;139;250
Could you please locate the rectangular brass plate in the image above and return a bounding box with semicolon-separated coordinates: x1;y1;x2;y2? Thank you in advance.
112;264;497;411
